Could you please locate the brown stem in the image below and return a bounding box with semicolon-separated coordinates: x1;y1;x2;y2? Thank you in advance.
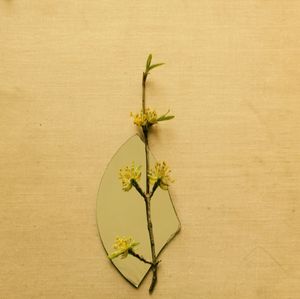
149;264;158;293
128;249;152;265
143;127;150;195
131;180;146;199
142;72;147;113
142;68;158;293
145;195;158;293
150;180;159;199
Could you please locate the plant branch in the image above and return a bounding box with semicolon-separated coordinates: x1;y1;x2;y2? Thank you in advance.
143;127;150;195
131;180;146;199
145;195;158;293
142;72;147;113
150;180;159;199
129;249;152;265
142;56;159;293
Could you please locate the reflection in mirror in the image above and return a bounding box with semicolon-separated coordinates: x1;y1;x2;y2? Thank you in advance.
97;135;180;287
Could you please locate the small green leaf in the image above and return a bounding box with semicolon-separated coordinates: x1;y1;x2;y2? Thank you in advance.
157;115;175;122
146;54;152;69
108;251;122;259
157;109;171;121
148;63;164;71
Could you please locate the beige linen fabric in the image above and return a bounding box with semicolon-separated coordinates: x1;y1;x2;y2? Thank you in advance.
1;1;300;298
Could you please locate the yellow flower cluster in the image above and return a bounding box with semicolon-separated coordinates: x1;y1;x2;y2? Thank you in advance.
108;236;139;259
119;162;142;191
130;108;158;127
148;161;174;190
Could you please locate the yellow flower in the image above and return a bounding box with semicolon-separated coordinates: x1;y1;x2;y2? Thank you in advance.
130;108;158;127
119;162;142;191
108;236;139;259
148;161;174;190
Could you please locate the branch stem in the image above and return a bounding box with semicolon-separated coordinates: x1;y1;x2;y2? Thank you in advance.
143;127;150;195
129;249;152;265
142;72;147;113
145;194;158;293
142;69;158;294
132;180;146;199
150;181;159;199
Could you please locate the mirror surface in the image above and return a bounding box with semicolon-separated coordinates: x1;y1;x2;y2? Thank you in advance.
97;135;180;287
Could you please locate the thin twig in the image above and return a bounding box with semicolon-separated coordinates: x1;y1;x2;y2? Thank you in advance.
150;180;159;199
128;249;152;265
142;64;158;294
131;180;146;199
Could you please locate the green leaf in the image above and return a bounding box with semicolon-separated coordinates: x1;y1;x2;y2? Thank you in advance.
148;63;164;71
131;242;140;248
108;250;123;259
157;115;175;122
157;109;170;121
146;54;152;70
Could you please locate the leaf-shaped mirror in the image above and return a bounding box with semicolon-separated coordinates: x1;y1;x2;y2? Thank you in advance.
96;134;180;287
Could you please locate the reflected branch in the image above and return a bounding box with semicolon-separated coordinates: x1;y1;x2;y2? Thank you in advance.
149;180;159;199
131;180;146;199
128;249;152;265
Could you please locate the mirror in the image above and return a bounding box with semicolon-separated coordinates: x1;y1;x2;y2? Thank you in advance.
97;134;180;287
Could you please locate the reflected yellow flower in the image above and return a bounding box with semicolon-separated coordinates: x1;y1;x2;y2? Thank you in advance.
119;162;142;191
108;236;139;259
148;161;174;190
